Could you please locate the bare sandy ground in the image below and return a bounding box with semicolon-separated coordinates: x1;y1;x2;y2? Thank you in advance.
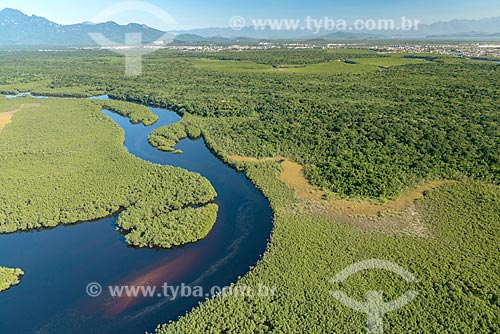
0;103;40;135
0;111;18;134
230;155;452;237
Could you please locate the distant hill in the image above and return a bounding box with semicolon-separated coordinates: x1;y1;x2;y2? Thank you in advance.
426;31;500;39
1;7;499;46
169;27;317;40
173;34;231;44
417;17;500;36
172;16;500;40
0;8;172;46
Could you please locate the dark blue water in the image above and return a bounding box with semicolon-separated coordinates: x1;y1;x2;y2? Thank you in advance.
0;95;273;333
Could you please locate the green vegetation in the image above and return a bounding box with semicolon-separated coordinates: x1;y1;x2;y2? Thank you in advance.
190;59;273;73
350;56;426;66
1;50;497;199
0;97;217;249
158;170;500;333
186;48;381;66
0;79;106;98
119;204;219;248
278;60;377;74
0;49;497;200
98;99;158;125
149;115;204;152
187;54;425;75
149;123;188;152
0;267;24;292
0;49;499;332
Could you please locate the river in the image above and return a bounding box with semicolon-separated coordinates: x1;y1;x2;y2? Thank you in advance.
0;94;273;334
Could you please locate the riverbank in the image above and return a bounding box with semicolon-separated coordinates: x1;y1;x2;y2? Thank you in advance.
0;267;24;292
0;95;273;334
159;147;500;334
156;111;500;334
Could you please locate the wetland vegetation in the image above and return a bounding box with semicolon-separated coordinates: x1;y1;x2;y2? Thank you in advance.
0;97;217;249
0;48;498;333
0;266;24;292
2;49;498;199
97;99;159;126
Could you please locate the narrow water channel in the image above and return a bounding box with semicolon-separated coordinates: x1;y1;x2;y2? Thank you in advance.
0;94;273;334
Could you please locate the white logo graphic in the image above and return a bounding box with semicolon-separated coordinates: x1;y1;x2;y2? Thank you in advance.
229;16;246;30
330;259;419;334
86;282;103;297
89;1;177;76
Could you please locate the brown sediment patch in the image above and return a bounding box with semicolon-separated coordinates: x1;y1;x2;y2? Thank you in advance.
298;198;432;237
102;252;198;318
277;160;452;237
230;155;452;237
0;111;18;134
229;155;283;163
0;103;41;135
277;160;451;215
278;160;320;200
320;180;450;217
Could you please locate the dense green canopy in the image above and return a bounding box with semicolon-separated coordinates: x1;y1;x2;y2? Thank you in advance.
0;267;24;292
1;49;497;198
0;49;498;333
0;97;217;249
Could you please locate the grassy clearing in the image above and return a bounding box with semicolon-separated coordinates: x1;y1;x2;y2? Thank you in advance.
280;55;425;74
278;60;377;74
189;58;380;74
188;56;421;75
351;56;426;67
277;160;451;212
227;157;449;237
189;59;273;72
0;101;41;134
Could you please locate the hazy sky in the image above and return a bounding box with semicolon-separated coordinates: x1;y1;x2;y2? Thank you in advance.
2;0;500;30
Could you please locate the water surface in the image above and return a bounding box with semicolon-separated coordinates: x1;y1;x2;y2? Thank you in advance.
0;95;273;334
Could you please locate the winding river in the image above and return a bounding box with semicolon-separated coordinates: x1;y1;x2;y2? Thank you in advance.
0;94;274;334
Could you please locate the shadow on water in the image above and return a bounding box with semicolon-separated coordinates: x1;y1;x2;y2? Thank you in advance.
0;95;274;334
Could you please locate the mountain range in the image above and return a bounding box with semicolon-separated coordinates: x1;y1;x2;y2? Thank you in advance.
1;7;500;46
171;17;500;41
0;8;171;46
